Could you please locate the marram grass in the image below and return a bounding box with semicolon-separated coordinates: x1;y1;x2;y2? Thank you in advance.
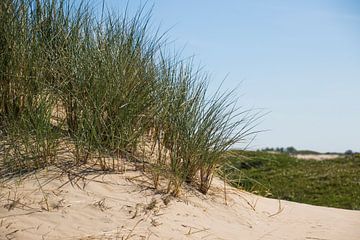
0;0;258;195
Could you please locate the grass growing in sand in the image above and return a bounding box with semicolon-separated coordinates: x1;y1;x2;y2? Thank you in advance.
222;151;360;210
0;0;258;195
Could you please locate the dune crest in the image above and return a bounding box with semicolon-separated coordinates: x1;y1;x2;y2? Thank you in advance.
1;165;359;240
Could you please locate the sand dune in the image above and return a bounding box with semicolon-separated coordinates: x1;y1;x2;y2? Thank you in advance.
1;165;359;240
294;154;340;160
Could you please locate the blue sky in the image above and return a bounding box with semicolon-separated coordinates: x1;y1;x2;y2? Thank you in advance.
101;0;359;152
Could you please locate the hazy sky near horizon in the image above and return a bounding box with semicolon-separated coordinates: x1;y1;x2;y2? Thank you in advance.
102;0;360;152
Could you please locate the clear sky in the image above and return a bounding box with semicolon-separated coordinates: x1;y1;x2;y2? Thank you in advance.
101;0;360;153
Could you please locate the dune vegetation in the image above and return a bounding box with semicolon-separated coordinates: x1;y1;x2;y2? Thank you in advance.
0;0;259;196
222;151;360;210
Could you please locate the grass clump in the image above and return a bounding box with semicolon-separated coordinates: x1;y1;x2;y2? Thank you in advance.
222;151;360;210
0;0;257;195
2;96;60;175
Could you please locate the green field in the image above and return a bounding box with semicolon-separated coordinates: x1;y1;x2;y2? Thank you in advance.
222;151;360;210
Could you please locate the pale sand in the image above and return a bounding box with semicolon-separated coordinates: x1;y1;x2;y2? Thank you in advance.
294;154;340;160
1;166;359;240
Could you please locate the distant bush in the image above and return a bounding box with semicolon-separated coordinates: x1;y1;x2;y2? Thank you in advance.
261;147;320;155
344;150;353;155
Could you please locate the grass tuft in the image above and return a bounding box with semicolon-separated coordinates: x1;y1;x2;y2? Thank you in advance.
0;0;258;195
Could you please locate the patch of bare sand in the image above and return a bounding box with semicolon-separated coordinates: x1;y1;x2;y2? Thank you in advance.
295;154;341;160
1;165;359;240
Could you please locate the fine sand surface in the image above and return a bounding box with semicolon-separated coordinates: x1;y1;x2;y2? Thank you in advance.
294;154;340;160
1;164;359;240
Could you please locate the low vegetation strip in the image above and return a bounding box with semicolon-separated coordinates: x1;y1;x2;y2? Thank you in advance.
222;151;360;210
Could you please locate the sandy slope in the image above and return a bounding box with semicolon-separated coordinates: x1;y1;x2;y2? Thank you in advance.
1;165;359;240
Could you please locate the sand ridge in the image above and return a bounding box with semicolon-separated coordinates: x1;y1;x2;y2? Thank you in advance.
294;154;341;161
1;165;359;240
